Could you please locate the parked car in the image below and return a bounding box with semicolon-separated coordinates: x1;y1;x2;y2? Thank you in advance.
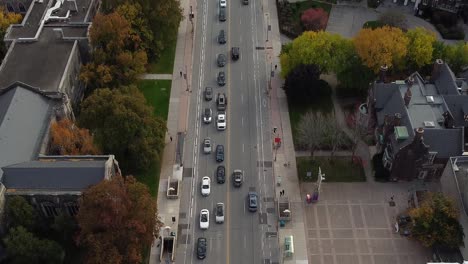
200;209;209;229
201;176;211;196
203;108;212;124
197;237;207;259
217;71;226;86
217;54;226;67
218;30;226;44
231;47;239;60
220;0;227;7
216;203;225;223
243;0;248;5
233;169;243;187
203;138;211;154
247;192;258;212
216;93;227;110
216;165;225;183
219;8;226;21
217;111;226;130
204;86;213;101
216;145;224;162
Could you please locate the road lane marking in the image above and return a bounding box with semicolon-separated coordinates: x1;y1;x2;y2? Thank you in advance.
241;117;244;127
242;143;245;152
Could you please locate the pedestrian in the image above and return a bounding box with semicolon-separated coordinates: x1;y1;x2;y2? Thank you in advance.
280;191;282;197
275;64;277;70
180;71;183;77
170;136;173;142
283;190;286;196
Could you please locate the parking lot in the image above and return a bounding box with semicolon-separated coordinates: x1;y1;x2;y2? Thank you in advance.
300;182;437;264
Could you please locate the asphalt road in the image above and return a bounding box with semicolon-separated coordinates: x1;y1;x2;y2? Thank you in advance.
177;0;279;262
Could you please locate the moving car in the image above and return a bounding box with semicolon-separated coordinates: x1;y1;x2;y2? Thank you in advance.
201;176;211;196
231;47;239;61
203;108;212;124
216;145;224;162
233;169;243;187
200;209;209;229
248;192;258;212
204;86;213;101
217;71;226;86
216;203;225;223
243;0;248;5
216;111;226;130
216;165;225;183
216;93;227;111
203;138;211;154
218;30;226;44
197;237;207;259
220;0;227;7
219;8;226;21
217;54;226;67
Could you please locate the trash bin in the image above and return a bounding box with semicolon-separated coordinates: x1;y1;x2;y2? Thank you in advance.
279;220;285;227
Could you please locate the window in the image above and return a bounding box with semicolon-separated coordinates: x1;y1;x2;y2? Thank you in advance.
41;202;59;217
18;3;26;12
6;3;14;12
418;170;428;180
65;202;79;216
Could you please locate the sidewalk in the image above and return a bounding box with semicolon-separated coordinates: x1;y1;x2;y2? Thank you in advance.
149;0;195;261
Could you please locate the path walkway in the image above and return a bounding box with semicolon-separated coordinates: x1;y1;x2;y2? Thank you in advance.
140;74;173;80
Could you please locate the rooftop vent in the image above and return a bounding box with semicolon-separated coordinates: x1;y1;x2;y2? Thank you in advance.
424;121;435;128
394;126;409;141
426;96;434;103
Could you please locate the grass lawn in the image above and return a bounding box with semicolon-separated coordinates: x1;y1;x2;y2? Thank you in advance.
291;0;333;26
137;80;171;196
296;156;366;182
148;38;177;74
363;20;385;29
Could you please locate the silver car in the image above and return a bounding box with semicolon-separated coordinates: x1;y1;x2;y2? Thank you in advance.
203;138;211;154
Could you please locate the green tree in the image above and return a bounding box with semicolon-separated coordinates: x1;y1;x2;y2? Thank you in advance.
76;175;161;264
4;226;64;264
280;31;352;78
444;42;468;74
79;86;166;174
283;64;330;104
409;192;464;248
116;3;153;53
5;196;36;230
336;48;375;96
406;27;437;69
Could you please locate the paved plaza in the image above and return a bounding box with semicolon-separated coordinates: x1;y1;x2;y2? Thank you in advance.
299;182;438;264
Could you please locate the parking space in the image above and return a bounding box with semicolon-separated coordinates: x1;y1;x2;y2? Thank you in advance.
300;182;436;264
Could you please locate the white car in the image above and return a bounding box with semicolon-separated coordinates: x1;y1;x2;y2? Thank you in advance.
200;209;209;229
215;203;225;223
203;138;211;154
220;0;226;7
201;176;211;196
217;112;226;130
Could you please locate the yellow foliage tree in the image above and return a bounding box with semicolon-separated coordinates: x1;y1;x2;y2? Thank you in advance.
354;26;409;73
406;27;436;68
0;7;22;31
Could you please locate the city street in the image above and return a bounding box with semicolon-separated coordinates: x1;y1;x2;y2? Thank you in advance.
175;0;279;262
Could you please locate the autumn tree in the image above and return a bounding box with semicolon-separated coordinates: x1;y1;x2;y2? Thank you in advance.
5;196;36;231
76;175;161;264
0;7;22;61
409;192;464;248
405;27;437;69
354;26;409;73
296;111;329;157
283;64;331;105
49;118;99;155
378;9;407;30
444;42;468;74
116;3;153;53
79;86;166;174
301;8;328;31
280;31;353;78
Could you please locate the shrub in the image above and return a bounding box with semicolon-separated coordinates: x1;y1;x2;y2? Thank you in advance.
435;24;465;40
301;8;328;31
363;20;385;29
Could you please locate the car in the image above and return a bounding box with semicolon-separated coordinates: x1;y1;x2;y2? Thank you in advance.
203;108;212;124
219;8;226;21
216;165;225;183
243;0;248;4
201;176;211;196
203;138;211;154
220;0;227;7
216;93;227;110
216;203;225;223
217;71;226;86
197;237;207;259
217;54;226;67
231;47;239;61
200;209;209;229
218;30;226;44
248;192;258;212
204;86;213;101
233;169;243;187
216;145;224;162
216;111;226;130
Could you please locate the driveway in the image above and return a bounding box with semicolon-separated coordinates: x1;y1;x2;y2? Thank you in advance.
300;182;438;264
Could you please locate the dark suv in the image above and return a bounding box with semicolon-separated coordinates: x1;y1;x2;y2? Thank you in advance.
231;47;239;61
248;192;258;212
216;165;225;183
197;237;207;259
217;93;227;111
217;71;226;86
218;30;226;44
219;8;226;21
216;145;224;162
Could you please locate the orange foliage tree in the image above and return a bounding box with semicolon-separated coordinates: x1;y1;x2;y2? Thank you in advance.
49;119;99;155
76;175;161;264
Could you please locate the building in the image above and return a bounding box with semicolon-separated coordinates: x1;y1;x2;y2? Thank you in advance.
415;0;468;14
0;0;99;116
367;60;468;181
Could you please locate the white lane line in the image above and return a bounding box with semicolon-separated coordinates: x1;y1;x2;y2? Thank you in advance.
241;117;244;127
244;235;247;249
242;143;245;152
241;72;243;81
241;93;244;103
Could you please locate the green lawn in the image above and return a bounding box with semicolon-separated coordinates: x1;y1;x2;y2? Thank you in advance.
148;38;177;74
137;80;172;196
296;156;366;182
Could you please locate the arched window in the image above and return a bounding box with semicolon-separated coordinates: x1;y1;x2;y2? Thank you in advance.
41;202;59;217
65;202;79;216
18;3;26;13
6;3;14;12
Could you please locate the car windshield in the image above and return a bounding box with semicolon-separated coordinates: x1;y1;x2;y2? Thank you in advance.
251;197;257;206
217;206;223;215
202;184;209;189
201;214;207;222
205;109;210;116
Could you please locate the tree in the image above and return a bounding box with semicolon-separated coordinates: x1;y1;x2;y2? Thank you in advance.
79;86;166;174
323;114;346;158
444;42;468;75
5;196;36;231
76;175;161;264
49;118;99;155
336;48;375;96
354;26;409;73
283;64;330;104
4;226;64;264
378;9;407;30
409;192;464;248
406;27;437;69
301;8;328;31
280;31;353;78
0;7;22;62
116;3;153;53
296;111;329;157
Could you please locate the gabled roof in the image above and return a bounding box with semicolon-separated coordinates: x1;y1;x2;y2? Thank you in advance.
424;128;464;158
444;95;468;127
435;63;460;95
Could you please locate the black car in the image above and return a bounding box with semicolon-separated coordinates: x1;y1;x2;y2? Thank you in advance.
197;237;207;259
204;86;213;101
231;47;239;61
217;71;226;86
218;30;226;44
248;192;258;212
219;8;226;21
216;165;225;183
217;54;226;67
216;145;224;162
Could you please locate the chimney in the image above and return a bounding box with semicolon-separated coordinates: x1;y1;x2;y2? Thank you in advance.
379;65;388;83
394;113;402;126
404;86;412;107
431;59;444;82
414;127;424;142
